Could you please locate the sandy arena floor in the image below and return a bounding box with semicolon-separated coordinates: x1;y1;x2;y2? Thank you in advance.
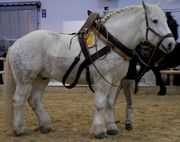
0;86;180;142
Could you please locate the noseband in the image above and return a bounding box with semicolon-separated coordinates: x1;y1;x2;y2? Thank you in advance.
144;10;173;49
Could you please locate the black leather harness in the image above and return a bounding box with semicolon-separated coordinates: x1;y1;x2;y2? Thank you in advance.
62;10;174;92
62;12;137;92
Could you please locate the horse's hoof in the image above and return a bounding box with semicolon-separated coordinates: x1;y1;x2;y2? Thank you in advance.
13;130;28;137
107;129;119;135
158;91;166;95
158;88;166;95
158;91;166;96
95;132;107;139
40;127;52;134
125;124;133;131
158;93;166;96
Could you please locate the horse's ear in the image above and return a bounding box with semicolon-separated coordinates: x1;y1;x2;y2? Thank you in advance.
142;0;147;10
87;10;92;16
157;0;162;6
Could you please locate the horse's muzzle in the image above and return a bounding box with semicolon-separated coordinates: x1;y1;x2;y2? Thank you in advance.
161;38;176;54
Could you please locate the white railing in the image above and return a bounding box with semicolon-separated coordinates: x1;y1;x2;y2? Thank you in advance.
0;58;180;86
161;68;180;86
160;68;180;74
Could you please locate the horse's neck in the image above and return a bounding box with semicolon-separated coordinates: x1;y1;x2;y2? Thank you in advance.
104;8;144;49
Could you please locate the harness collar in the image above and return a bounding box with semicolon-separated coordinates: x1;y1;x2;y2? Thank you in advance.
92;21;136;60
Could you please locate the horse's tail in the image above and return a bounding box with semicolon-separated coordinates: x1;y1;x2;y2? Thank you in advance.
3;52;15;132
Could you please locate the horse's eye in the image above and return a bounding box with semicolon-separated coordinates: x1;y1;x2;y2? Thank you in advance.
153;19;158;24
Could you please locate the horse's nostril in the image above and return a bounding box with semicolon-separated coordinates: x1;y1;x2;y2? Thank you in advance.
168;42;172;48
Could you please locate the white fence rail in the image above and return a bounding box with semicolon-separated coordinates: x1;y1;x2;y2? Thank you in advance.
160;68;180;75
0;57;180;86
161;68;180;86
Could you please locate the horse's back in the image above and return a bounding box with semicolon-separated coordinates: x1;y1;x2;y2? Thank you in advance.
8;30;81;82
8;30;52;79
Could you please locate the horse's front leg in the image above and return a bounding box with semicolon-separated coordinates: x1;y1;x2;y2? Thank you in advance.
122;79;135;131
104;84;120;135
91;87;108;138
91;80;119;139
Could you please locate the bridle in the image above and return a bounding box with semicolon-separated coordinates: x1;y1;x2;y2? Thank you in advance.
135;9;175;81
136;8;174;67
144;9;173;51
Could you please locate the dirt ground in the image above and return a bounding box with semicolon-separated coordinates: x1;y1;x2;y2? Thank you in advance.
0;86;180;142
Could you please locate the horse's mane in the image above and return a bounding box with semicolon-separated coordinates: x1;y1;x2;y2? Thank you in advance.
102;5;143;23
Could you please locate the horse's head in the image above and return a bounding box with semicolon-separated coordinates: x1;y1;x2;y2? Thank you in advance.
142;1;176;54
0;45;8;58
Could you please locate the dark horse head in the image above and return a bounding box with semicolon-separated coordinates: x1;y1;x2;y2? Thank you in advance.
135;42;166;67
0;45;8;58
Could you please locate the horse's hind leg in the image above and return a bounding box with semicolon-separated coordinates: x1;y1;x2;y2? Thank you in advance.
152;67;166;95
122;79;134;131
27;78;51;133
13;82;32;136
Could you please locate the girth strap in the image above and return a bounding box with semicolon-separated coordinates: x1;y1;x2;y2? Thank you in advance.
62;46;111;92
